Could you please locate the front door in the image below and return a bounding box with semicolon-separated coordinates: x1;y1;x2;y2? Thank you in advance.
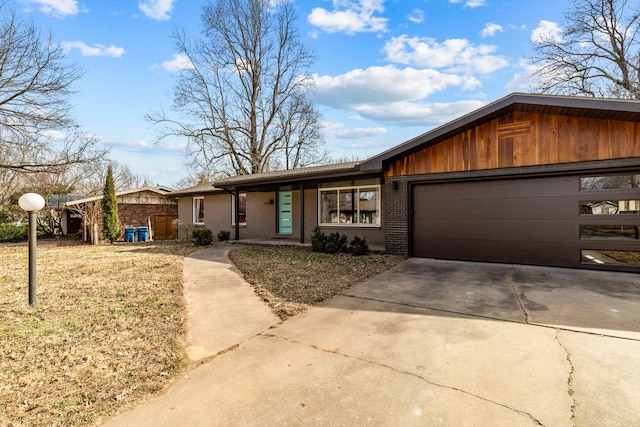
278;191;293;235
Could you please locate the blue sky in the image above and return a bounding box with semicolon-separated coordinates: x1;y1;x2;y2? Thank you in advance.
17;0;568;187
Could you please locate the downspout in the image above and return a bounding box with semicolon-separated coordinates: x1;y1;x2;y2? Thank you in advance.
221;187;240;241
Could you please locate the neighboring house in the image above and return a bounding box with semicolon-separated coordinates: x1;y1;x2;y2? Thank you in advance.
63;186;178;242
48;194;82;236
171;93;640;272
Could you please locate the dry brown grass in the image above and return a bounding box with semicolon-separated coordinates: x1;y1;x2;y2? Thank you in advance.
229;246;405;319
0;241;199;427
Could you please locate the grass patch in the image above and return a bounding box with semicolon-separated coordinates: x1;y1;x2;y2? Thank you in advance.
0;241;199;427
229;246;405;319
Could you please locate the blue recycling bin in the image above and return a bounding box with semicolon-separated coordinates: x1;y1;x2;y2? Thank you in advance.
124;227;136;242
137;226;149;242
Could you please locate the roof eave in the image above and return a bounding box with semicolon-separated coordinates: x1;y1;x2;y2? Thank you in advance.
214;164;367;190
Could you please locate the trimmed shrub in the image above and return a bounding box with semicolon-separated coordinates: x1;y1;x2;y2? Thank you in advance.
0;223;28;243
217;230;231;241
349;236;369;256
310;226;326;252
324;232;348;254
192;228;214;246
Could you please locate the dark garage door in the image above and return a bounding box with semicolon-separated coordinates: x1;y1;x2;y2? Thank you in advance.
412;174;640;271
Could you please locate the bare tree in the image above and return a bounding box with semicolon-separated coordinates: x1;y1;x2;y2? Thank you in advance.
173;169;220;189
0;1;105;173
147;0;325;175
71;160;147;194
529;0;640;99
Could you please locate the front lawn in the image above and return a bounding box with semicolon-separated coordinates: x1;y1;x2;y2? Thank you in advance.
229;246;405;319
0;241;199;427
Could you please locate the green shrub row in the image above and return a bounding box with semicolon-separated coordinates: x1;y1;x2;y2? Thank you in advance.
310;226;369;256
191;228;232;246
190;226;369;255
0;223;28;243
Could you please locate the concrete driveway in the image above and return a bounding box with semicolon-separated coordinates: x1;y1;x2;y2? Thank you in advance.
104;255;640;427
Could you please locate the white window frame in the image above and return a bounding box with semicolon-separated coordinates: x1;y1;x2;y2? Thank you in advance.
193;197;205;225
318;185;381;227
231;193;247;226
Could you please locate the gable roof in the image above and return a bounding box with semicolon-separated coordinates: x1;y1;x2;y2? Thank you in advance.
360;92;640;171
64;186;174;207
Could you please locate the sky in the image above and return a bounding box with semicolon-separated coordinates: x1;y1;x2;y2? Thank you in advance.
15;0;569;188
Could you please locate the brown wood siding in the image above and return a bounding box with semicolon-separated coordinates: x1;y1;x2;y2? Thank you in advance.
386;112;640;177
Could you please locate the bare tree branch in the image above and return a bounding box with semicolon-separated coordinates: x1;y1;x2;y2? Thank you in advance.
0;1;107;177
146;0;324;175
529;0;640;99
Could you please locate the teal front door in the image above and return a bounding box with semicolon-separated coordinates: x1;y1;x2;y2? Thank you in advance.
278;191;293;234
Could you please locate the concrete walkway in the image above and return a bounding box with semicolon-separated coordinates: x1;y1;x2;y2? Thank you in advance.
103;254;640;427
181;245;279;361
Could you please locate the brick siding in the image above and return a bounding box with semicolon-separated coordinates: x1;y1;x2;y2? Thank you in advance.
384;177;410;256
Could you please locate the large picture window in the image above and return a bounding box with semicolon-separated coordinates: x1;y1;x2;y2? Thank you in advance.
232;193;247;225
319;186;380;226
193;197;204;224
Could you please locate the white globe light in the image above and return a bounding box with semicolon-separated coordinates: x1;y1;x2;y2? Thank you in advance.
18;193;46;212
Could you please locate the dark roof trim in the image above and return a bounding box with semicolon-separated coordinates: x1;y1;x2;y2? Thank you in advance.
168;184;223;197
212;162;364;190
360;92;640;171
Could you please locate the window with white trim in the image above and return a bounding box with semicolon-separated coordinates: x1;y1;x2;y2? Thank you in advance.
193;197;205;224
232;193;247;225
319;186;380;226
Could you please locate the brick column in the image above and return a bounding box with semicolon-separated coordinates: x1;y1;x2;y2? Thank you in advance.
384;177;410;255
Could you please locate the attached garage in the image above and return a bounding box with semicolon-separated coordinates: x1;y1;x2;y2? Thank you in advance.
360;93;640;272
411;172;639;270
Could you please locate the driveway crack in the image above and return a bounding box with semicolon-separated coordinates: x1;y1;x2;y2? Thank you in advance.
507;266;529;323
555;330;577;425
265;333;544;426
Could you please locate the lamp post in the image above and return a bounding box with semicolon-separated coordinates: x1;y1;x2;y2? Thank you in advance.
18;193;45;307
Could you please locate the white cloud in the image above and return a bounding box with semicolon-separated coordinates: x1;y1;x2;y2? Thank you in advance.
308;0;388;34
357;100;485;126
481;22;503;38
383;35;508;74
19;0;80;17
41;130;66;141
159;53;194;72
61;41;125;57
139;0;176;21
103;137;186;153
313;63;488;126
505;59;541;92
531;20;563;44
449;0;486;7
313;65;472;109
322;122;388;139
407;8;424;24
